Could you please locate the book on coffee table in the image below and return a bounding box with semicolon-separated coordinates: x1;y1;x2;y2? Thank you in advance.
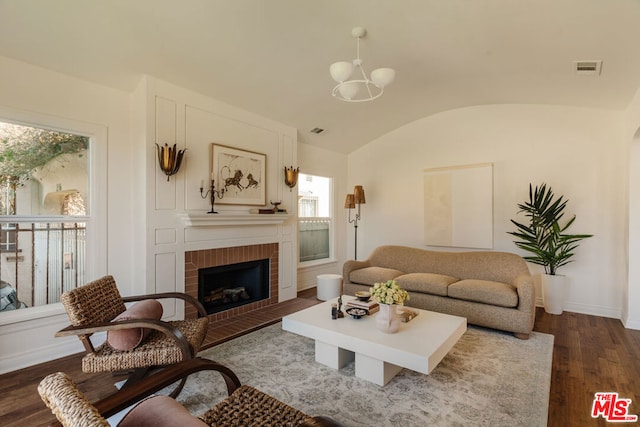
346;299;379;314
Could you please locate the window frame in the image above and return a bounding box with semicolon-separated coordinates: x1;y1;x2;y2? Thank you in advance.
0;107;107;325
297;173;336;267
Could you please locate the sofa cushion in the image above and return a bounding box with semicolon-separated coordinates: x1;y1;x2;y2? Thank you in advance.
107;300;163;351
349;267;404;286
448;279;518;308
395;273;458;297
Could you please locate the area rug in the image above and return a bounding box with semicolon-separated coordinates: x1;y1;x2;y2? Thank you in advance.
174;323;553;427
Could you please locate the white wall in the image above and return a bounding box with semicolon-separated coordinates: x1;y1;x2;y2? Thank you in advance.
0;58;300;373
297;143;349;289
0;56;134;372
139;77;300;315
624;86;640;329
348;104;627;319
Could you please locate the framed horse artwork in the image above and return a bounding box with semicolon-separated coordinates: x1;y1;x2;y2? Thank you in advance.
211;144;266;205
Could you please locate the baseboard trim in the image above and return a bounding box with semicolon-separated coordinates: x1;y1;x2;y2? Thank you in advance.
536;298;624;323
622;318;640;330
0;339;82;375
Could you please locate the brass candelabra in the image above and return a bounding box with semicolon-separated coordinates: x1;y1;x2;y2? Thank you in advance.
200;180;225;214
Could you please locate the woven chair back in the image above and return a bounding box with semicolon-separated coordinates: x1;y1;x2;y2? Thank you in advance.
61;275;127;325
38;372;110;427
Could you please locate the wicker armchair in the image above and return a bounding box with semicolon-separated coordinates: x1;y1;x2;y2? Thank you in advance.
56;275;209;396
38;358;343;427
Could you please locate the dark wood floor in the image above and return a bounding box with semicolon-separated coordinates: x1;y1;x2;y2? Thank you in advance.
2;288;639;427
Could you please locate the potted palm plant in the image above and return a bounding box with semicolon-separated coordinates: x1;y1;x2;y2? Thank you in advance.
508;183;592;314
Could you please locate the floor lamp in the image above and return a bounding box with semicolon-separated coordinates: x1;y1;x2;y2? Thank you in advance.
345;185;366;260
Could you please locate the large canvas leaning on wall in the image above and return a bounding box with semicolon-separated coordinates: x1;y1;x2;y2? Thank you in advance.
423;163;493;249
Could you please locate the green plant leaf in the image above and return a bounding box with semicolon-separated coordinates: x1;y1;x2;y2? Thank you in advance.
508;183;592;275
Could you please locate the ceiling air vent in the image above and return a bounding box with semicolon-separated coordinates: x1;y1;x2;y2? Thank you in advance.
574;60;602;76
310;127;324;134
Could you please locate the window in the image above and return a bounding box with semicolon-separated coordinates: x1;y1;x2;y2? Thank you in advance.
298;174;333;263
0;120;90;311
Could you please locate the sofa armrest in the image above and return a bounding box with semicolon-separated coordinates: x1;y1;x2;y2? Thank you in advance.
342;260;371;283
513;274;535;313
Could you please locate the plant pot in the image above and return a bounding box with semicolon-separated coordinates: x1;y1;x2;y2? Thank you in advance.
376;303;401;333
541;274;567;315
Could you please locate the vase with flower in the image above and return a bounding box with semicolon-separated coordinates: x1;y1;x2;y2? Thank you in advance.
369;280;409;334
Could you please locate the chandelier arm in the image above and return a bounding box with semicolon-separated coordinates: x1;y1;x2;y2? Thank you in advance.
331;27;393;102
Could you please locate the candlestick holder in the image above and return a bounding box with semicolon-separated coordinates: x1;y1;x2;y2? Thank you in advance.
200;180;225;214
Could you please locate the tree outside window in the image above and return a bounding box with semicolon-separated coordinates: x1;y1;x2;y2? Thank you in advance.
0;121;89;310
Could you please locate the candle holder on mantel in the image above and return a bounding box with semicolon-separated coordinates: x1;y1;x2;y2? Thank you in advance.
200;179;225;214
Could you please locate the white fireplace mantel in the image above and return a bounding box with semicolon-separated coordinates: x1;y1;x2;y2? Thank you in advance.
181;212;290;227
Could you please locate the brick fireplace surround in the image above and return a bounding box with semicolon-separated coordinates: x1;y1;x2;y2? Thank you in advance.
184;243;279;322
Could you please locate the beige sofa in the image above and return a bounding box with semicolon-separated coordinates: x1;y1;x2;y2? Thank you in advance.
342;245;535;339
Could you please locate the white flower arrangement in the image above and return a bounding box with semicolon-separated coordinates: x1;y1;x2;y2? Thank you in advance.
370;280;409;305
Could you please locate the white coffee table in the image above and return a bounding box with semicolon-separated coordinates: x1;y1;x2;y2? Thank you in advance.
282;296;467;386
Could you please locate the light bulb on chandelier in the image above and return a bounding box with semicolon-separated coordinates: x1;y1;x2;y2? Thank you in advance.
330;27;395;102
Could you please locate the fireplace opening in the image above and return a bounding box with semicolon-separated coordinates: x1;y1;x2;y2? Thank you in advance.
198;258;270;315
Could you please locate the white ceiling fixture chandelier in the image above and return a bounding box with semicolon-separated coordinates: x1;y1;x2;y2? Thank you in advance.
330;27;395;102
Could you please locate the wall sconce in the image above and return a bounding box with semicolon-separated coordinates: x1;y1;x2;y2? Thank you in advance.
155;143;186;181
345;185;366;260
284;166;300;191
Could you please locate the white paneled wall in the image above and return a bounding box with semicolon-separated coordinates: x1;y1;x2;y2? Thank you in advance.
140;78;299;314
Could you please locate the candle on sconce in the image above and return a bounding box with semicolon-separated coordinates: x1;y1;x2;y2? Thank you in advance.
200;179;204;189
211;172;215;181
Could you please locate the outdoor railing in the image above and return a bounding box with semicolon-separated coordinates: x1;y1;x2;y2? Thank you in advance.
299;218;331;262
0;220;86;310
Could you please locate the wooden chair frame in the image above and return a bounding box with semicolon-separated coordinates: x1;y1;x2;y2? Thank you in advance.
56;276;210;396
40;357;343;427
56;292;207;359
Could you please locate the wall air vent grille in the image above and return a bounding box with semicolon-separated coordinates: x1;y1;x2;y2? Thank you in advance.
574;60;602;76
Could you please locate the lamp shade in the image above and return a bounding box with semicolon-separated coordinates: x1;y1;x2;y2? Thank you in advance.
353;185;366;204
344;194;355;209
330;61;354;83
370;67;396;88
338;82;360;100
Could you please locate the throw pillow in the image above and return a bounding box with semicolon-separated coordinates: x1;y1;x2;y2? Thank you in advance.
116;395;207;427
107;300;163;351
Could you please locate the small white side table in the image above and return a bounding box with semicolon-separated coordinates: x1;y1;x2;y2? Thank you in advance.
316;274;342;301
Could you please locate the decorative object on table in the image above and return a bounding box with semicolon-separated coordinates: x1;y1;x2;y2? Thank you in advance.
397;307;419;323
376;303;401;334
345;307;367;319
370;280;409;334
331;297;345;319
345;298;379;314
284;166;299;190
508;183;592;315
329;27;395;103
211;144;265;205
200;178;225;214
354;290;370;301
155;143;186;181
345;185;366;260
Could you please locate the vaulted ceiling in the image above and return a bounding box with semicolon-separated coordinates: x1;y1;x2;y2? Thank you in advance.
1;0;640;154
